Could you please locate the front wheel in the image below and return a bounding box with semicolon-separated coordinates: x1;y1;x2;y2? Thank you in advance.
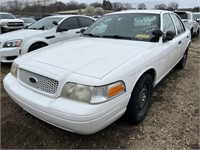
125;74;153;124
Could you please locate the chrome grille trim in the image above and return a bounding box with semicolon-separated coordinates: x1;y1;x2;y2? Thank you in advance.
19;68;59;94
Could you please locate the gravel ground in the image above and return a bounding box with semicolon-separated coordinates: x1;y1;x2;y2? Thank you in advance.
1;36;199;149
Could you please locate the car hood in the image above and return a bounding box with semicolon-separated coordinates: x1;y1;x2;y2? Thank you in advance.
25;37;156;79
0;29;48;40
0;19;24;22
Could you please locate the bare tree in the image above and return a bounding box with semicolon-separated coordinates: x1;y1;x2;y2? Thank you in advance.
123;3;132;10
167;2;179;11
90;2;102;8
6;0;23;15
154;3;167;10
112;2;123;11
137;3;147;10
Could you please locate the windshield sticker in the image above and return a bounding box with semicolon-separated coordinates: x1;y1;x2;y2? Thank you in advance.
135;34;150;39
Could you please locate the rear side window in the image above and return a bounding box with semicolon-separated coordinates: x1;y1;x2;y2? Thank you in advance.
171;14;185;34
79;17;94;28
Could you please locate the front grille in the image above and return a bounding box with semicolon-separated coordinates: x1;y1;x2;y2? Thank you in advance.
19;68;59;94
8;22;24;27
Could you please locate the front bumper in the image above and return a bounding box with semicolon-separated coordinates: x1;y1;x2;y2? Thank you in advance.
3;73;130;135
0;47;20;63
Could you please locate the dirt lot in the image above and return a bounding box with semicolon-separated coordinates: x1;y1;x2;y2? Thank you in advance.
1;36;199;149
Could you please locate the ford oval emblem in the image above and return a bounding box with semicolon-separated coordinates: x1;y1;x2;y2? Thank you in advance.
29;77;37;83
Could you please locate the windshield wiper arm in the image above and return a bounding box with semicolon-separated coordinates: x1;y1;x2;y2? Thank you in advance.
102;35;132;40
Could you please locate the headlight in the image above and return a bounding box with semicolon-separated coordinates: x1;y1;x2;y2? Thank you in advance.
1;22;8;26
3;39;22;48
10;62;18;77
61;81;126;104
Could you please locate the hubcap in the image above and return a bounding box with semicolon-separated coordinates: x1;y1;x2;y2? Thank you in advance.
137;84;149;117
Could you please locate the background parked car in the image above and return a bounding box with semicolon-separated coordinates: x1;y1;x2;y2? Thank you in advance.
174;11;199;36
194;12;200;24
0;12;24;34
20;17;36;27
0;15;95;63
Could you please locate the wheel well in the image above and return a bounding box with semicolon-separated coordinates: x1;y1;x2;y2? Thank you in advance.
29;42;48;50
140;69;156;83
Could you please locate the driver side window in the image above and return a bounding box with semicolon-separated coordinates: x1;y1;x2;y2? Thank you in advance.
59;17;79;30
163;13;176;33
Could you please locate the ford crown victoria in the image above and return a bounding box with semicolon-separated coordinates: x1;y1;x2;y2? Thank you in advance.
0;15;95;62
3;10;191;134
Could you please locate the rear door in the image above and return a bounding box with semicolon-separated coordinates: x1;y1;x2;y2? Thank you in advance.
170;13;189;59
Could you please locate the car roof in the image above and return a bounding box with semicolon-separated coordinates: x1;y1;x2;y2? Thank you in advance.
0;12;12;14
43;15;95;22
45;15;94;19
107;10;171;15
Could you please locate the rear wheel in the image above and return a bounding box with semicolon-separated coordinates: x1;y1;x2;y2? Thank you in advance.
125;74;153;124
28;43;47;52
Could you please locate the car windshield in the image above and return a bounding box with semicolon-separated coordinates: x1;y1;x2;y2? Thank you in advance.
175;12;191;19
82;13;160;42
23;18;36;23
194;13;200;18
0;13;16;19
28;17;62;30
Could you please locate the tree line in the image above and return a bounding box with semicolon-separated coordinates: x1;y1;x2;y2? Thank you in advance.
0;0;199;18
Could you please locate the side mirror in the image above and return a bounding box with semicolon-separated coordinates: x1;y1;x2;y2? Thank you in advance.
53;21;58;25
152;29;163;37
80;28;86;34
57;27;68;32
163;31;176;42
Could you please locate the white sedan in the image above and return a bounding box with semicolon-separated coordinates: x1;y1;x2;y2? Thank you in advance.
0;15;95;62
3;10;191;135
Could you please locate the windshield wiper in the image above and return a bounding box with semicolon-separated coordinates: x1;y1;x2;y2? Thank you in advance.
102;35;132;40
28;27;37;30
82;33;100;37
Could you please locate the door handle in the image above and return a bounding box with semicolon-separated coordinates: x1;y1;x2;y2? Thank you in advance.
76;31;81;34
178;41;182;45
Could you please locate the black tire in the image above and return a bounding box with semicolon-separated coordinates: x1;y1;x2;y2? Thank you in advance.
176;50;188;69
197;28;199;35
28;43;47;52
125;74;153;124
190;28;193;36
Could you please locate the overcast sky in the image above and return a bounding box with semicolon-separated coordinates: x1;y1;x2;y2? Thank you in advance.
0;0;199;9
59;0;200;9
